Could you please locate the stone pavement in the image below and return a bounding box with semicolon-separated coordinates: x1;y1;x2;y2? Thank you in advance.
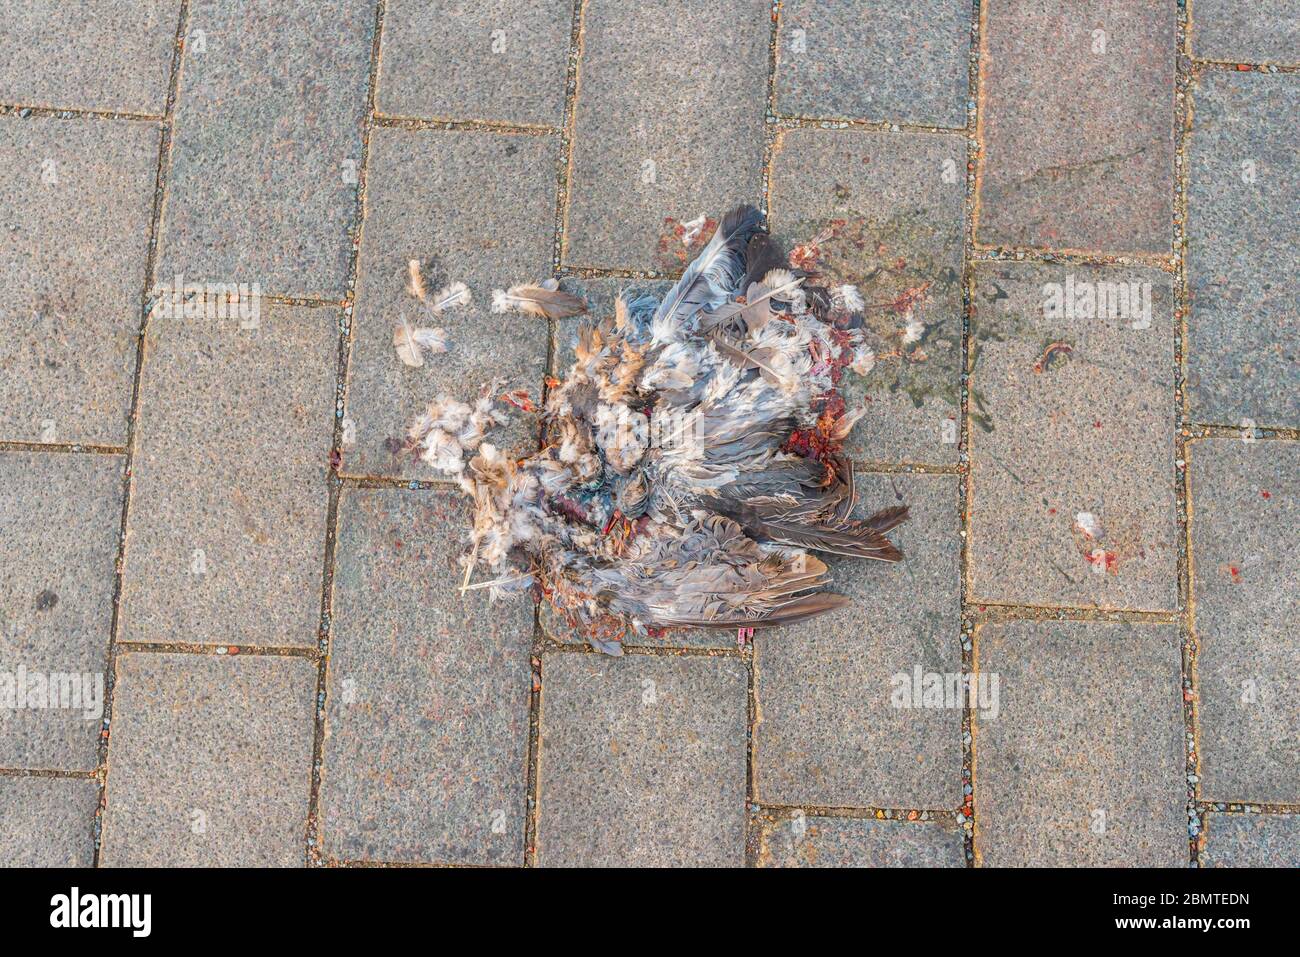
0;1;1295;868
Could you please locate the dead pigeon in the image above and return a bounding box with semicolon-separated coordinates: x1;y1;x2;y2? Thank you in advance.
406;205;907;653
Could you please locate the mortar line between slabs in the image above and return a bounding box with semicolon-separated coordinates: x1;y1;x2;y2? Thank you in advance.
0;441;126;456
553;0;589;271
758;0;781;231
304;0;388;869
0;103;163;122
970;245;1177;270
324;857;499;868
1192;58;1300;73
112;642;319;659
541;641;746;660
523;607;543;867
1188;424;1300;441
956;0;983;868
92;0;190;870
770;114;968;137
260;294;347;308
1193;801;1300;815
558;264;674;280
372;113;558;135
0;767;100;780
968;622;987;866
755;802;961;820
1174;3;1202;866
965;602;1179;623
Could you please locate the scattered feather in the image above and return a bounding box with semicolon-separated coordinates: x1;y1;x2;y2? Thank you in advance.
492;283;588;319
831;284;865;313
850;345;876;376
393;322;448;367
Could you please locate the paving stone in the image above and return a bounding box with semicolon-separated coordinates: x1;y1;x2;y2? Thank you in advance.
1191;1;1300;64
974;620;1186;867
758;814;965;868
1186;72;1299;429
119;305;336;648
344;128;555;480
1187;438;1299;803
320;488;532;865
0;116;159;446
0;452;121;770
976;0;1175;253
536;652;747;867
754;474;963;810
156;0;375;298
0;776;98;867
563;0;769;270
0;0;180;115
769;128;966;465
377;0;571;126
776;0;971;127
1201;813;1300;867
968;262;1177;611
100;652;315;867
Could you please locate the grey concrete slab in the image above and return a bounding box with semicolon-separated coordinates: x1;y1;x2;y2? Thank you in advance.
536;651;748;867
1186;72;1298;429
320;488;533;865
376;0;571;126
769;127;967;465
0;116;159;446
1201;812;1300;867
1191;1;1300;64
758;813;965;867
563;0;769;270
0;452;121;770
776;0;972;127
754;474;964;810
1188;438;1299;803
967;262;1177;611
344;128;555;480
0;0;180;115
974;620;1186;867
976;0;1175;253
100;652;316;867
0;776;98;867
120;305;336;648
156;0;375;298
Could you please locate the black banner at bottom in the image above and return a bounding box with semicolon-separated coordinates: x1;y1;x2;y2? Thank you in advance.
0;865;1285;941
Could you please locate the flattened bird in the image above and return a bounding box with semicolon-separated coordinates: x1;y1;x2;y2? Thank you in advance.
406;205;907;653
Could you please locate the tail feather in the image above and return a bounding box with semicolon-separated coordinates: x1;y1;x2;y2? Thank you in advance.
661;591;850;630
759;519;904;562
863;504;910;534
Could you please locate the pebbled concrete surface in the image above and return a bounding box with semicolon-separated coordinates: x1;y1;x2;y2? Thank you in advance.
0;1;1293;869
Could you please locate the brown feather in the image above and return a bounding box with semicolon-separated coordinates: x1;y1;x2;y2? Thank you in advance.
493;284;587;319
